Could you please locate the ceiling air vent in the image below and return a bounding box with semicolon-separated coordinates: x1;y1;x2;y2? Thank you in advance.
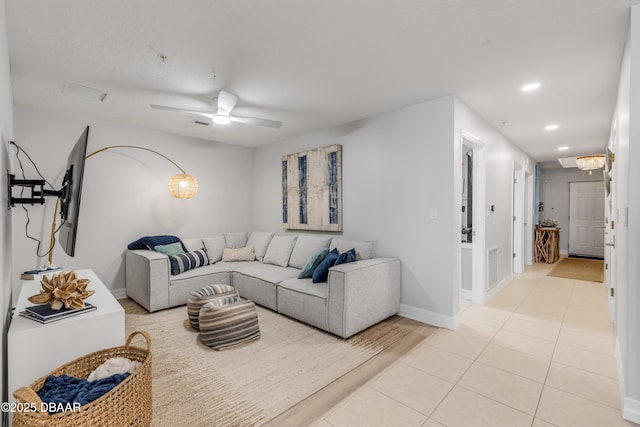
62;82;109;102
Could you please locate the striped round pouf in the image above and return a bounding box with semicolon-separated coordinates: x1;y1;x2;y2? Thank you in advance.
199;297;260;351
187;284;238;331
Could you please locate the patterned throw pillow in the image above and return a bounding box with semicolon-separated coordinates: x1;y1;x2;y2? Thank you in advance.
222;247;256;262
168;250;209;275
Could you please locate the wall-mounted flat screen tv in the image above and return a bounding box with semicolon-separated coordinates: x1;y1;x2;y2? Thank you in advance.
58;126;89;256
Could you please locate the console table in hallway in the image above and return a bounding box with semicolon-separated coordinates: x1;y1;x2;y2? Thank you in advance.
535;227;560;263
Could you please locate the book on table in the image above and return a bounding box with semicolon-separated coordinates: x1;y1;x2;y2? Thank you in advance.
19;303;96;324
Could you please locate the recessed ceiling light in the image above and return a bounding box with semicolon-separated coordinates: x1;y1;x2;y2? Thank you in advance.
521;82;541;92
545;124;559;131
558;146;569;151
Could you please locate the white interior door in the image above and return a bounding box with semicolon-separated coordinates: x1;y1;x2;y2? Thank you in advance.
569;181;605;258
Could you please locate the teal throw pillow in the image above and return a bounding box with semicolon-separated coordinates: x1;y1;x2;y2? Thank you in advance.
334;248;356;266
312;248;339;283
154;242;185;256
298;248;329;279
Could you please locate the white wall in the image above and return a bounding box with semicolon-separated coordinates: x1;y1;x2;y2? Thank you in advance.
253;95;533;327
607;6;639;422
540;168;603;253
11;105;255;293
454;100;535;300
0;0;13;411
253;96;458;327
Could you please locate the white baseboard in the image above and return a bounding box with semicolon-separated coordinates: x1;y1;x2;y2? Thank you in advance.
110;287;127;300
621;372;640;423
615;338;640;423
399;304;458;330
484;274;513;303
623;397;640;423
460;289;473;301
560;249;568;255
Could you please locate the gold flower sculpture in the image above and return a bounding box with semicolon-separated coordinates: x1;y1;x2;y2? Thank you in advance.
28;271;94;310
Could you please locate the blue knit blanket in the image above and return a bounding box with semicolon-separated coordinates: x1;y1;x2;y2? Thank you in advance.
37;373;129;413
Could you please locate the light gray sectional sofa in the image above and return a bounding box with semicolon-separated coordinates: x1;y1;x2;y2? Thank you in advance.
125;232;401;338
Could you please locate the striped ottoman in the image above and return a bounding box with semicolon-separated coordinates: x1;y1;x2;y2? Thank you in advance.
187;284;238;331
199;297;260;351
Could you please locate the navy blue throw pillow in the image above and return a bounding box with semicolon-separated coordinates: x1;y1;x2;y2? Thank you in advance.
127;235;187;252
334;248;356;266
312;248;339;283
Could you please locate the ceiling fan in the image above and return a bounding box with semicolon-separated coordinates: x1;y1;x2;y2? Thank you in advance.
150;90;282;129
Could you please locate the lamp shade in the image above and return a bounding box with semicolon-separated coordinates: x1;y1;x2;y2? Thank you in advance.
168;173;199;199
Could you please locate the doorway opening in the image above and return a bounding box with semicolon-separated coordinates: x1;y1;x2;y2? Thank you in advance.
460;133;486;305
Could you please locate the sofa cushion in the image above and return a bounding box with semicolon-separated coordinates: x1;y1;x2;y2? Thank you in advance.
277;278;328;331
203;235;226;264
222;246;256;262
334;248;356;266
153;242;185;256
225;232;248;249
263;235;297;267
298;248;329;279
168;250;209;275
288;236;331;269
246;231;275;261
234;263;300;284
182;238;204;252
330;238;374;260
312;248;339;283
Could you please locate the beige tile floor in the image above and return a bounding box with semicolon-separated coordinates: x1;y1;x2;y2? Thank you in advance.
313;261;640;427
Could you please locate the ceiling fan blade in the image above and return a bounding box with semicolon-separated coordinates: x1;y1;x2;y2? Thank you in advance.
217;91;239;115
230;116;283;129
150;104;213;118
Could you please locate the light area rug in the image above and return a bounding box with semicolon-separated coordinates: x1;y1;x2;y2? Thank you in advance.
547;257;604;282
121;299;412;426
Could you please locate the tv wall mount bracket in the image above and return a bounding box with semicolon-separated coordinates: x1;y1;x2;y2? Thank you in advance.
6;170;67;209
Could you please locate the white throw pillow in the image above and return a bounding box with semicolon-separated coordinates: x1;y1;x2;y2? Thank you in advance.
203;235;226;264
262;235;297;267
247;231;275;261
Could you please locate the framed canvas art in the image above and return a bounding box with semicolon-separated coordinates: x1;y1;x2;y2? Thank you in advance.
282;144;342;231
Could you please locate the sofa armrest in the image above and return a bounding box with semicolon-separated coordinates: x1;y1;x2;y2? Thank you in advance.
326;257;401;338
125;249;171;312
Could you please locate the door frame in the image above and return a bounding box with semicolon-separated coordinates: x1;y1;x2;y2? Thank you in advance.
459;132;486;304
512;162;525;274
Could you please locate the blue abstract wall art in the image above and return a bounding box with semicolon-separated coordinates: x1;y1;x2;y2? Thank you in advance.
282;144;342;231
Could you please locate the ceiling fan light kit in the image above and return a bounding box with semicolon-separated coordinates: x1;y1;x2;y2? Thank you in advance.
212;114;231;125
150;90;283;129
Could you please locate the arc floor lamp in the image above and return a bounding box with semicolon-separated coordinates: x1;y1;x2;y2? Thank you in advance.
43;145;199;266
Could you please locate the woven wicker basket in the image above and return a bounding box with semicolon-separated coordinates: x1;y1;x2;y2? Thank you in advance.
12;330;152;427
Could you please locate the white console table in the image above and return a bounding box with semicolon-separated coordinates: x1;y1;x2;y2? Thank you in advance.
8;269;125;402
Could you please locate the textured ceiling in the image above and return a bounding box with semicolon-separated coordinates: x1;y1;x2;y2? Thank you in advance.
5;0;631;167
